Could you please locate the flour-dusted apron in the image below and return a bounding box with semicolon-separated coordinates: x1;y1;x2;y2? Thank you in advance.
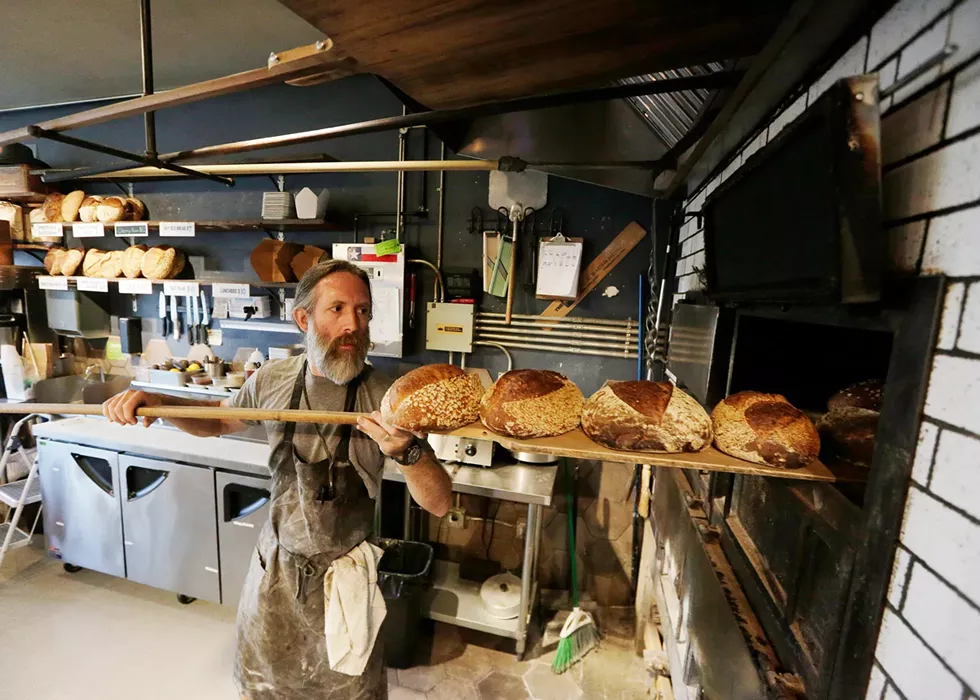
234;362;384;700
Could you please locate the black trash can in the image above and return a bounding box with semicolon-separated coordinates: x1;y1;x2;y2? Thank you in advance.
377;538;434;669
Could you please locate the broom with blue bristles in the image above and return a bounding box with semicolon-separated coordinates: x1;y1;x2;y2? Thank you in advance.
552;459;598;674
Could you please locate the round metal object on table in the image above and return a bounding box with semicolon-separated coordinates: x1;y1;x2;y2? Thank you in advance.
480;572;522;619
510;449;559;465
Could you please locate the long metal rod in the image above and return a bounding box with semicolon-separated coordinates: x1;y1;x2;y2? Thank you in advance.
407;258;445;303
436;142;446;269
31;128;234;187
475;334;637;357
139;0;156;158
475;324;636;344
156;72;740;164
477;311;636;327
48;158;499;183
470;341;513;371
396;106;407;242
477;318;638;336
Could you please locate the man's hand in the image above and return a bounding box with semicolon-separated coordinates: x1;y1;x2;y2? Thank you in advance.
356;410;424;460
103;390;163;428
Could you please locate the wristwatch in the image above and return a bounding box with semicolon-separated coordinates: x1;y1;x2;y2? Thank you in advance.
394;440;423;467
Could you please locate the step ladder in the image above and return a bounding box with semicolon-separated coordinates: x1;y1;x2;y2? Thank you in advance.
0;414;46;568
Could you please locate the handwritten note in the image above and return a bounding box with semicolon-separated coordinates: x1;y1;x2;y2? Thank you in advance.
160;221;195;237
536;240;583;299
119;278;154;295
77;277;109;293
31;223;63;239
72;223;105;238
212;283;251;298
38;276;69;291
163;280;200;296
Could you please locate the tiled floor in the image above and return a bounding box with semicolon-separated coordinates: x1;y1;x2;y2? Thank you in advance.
0;544;649;699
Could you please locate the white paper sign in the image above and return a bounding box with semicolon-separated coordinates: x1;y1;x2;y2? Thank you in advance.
72;223;105;238
77;277;109;293
119;278;154;295
163;280;200;296
114;222;149;237
536;240;584;299
212;283;251;298
38;276;69;291
159;221;195;237
31;223;63;238
208;329;223;346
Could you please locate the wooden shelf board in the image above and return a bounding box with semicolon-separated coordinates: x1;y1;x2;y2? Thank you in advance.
41;275;297;289
443;424;864;483
50;219;342;232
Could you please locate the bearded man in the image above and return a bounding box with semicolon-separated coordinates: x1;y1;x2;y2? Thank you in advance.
103;259;452;699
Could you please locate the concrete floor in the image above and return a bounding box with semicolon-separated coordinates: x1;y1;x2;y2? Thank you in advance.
0;544;649;699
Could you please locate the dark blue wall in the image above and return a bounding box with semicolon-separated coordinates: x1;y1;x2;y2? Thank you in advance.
5;75;652;395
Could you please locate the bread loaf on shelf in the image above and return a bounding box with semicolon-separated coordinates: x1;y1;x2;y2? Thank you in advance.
44;247;67;275
381;364;485;432
82;249;110;277
96;197;127;224
817;407;878;467
61;190;86;222
29;207;47;224
99;250;125;279
827;379;883;411
43;194;65;223
125;197;146;221
140;245;184;279
122;244;148;278
60;247;84;276
479;369;583;438
78;196;103;223
0;202;25;241
712;391;820;469
582;380;712;452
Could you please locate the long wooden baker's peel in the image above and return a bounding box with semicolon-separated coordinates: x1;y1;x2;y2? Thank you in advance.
539;221;647;320
0;42;358;147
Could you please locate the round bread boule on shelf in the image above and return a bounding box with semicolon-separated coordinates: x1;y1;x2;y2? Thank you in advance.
380;363;485;432
817;406;878;467
827;379;883;412
479;369;583;439
96;197;127;224
44;247;67;275
122;244;148;278
42;194;65;223
582;380;712;453
712;391;820;469
61;190;86;222
60;247;85;276
78;196;103;223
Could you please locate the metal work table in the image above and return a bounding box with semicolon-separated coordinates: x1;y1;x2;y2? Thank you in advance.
384;459;558;658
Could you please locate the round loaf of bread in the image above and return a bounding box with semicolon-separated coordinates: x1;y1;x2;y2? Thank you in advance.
582;380;712;453
60;247;84;276
122;244;148;278
44;247;67;275
29;207;48;224
141;245;180;279
381;364;485;432
712;391;820;469
61;190;86;222
827;379;883;412
817;407;878;467
96;197;127;224
99;250;125;279
78;196;103;223
126;197;146;221
82;248;110;277
43;194;65;223
479;369;583;438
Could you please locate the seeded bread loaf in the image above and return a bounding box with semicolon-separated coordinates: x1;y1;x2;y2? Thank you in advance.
479;369;583;438
122;244;148;278
60;247;84;276
712;391;820;469
381;364;485;432
141;245;183;279
582;380;712;452
44;247;67;275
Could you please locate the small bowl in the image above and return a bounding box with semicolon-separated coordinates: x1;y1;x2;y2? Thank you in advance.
224;371;245;388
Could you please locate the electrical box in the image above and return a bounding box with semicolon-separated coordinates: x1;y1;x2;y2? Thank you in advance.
425;302;474;353
444;268;481;304
333;243;405;358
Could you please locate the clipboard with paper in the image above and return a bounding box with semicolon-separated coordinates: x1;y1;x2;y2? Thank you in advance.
535;233;583;300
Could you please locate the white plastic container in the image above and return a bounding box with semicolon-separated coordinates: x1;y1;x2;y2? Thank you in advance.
294;187;330;219
1;344;30;401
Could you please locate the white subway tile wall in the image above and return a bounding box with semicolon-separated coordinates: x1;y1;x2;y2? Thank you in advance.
670;1;980;696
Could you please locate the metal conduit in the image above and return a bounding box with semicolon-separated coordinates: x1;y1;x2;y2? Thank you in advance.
476;332;632;353
476;318;638;336
477;311;637;328
471;341;514;371
407;259;445;302
472;337;637;359
474;324;636;344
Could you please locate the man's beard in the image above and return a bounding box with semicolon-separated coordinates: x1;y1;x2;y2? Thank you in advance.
305;326;369;384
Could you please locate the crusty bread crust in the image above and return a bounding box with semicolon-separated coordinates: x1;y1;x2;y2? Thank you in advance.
381;364;484;432
479;369;583;438
712;391;820;469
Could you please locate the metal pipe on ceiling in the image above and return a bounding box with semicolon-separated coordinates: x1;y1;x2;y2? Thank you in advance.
151;71;740;164
139;0;156;158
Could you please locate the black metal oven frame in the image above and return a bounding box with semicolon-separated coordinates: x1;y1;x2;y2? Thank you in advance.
683;277;943;698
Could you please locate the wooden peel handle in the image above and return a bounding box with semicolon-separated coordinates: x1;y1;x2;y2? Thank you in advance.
0;403;367;425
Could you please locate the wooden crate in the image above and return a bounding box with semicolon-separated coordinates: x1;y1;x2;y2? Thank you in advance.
0;165;50;200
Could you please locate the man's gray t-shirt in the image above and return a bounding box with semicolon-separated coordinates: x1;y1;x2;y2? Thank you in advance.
229;354;393;498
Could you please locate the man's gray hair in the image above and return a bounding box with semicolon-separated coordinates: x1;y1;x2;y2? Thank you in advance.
293;258;372;315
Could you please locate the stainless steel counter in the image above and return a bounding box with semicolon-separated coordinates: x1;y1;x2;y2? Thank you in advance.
383;460;557;507
31;418;271;477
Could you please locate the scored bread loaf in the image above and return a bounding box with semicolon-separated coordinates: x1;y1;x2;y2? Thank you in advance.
712;391;820;469
122;244;148;278
480;369;583;438
125;197;146;221
60;247;84;276
78;196;103;223
99;250;125;279
61;190;86;222
140;245;183;279
43;194;65;223
582;380;712;453
381;364;485;432
44;247;67;275
29;207;48;224
82;249;110;277
96;197;127;223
